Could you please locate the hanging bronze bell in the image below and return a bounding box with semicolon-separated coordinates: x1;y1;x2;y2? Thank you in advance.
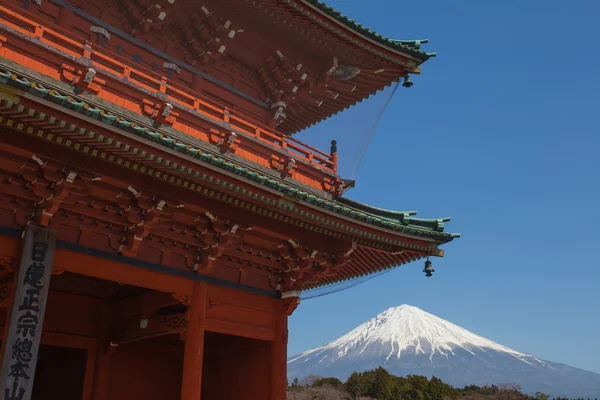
402;75;413;88
423;259;434;277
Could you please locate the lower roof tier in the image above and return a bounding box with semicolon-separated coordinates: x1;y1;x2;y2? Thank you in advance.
0;80;457;293
0;30;458;242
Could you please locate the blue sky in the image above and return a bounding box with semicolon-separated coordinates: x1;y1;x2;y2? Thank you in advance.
290;0;600;375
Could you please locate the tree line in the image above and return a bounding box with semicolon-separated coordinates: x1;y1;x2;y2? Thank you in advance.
287;367;598;400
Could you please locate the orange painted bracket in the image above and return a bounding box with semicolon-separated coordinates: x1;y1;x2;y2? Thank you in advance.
208;128;238;153
269;155;295;177
141;99;178;126
60;63;105;93
282;293;300;316
322;176;340;193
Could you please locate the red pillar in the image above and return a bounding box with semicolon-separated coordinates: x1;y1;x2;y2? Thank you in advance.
181;282;207;400
91;347;111;400
272;292;299;400
0;285;15;361
91;311;112;400
271;302;288;400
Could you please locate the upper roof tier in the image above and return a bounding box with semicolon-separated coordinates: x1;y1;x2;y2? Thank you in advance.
301;0;435;61
79;0;435;136
8;0;434;136
194;0;435;134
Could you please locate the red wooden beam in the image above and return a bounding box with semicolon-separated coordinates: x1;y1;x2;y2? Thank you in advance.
109;312;186;345
107;291;182;320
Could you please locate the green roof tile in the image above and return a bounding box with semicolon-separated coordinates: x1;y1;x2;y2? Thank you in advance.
304;0;435;61
2;72;458;242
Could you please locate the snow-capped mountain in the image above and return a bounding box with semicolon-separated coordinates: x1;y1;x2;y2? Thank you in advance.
288;305;600;398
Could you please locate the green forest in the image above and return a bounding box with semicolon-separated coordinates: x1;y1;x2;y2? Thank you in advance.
287;367;597;400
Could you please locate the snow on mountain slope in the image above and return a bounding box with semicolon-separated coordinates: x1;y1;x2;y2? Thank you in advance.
288;305;600;398
289;305;530;364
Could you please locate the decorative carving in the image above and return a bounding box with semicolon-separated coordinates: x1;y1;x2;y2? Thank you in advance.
187;216;250;273
269;155;295;177
173;5;243;66
275;240;331;290
60;64;105;93
160;314;186;330
117;191;169;258
163;63;181;75
33;168;82;227
330;65;361;81
208;129;238;153
258;51;319;127
257;54;365;128
301;243;357;287
282;291;301;316
90;26;111;41
141;99;178;127
0;257;16;272
122;0;178;35
0;283;13;308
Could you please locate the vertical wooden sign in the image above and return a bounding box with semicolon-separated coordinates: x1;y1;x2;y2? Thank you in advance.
0;226;56;400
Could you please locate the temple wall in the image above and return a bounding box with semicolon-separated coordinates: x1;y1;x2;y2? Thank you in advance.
108;340;184;400
202;332;272;400
206;285;277;341
0;233;287;399
0;291;103;338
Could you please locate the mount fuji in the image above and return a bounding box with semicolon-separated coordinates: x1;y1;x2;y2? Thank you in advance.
288;305;600;398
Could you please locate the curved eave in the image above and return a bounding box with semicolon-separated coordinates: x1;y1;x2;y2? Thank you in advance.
304;248;426;290
336;196;453;233
300;0;436;63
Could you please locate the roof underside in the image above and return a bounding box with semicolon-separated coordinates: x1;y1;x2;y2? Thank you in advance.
196;0;436;135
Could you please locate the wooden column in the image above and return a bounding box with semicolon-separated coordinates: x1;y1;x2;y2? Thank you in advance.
0;226;56;400
181;282;207;400
0;282;16;360
91;310;112;400
272;292;299;400
271;301;288;400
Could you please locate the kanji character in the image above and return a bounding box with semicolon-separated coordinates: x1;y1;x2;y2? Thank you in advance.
30;242;47;262
11;338;33;362
16;311;38;337
23;263;45;290
8;361;30;381
4;381;25;400
18;289;40;312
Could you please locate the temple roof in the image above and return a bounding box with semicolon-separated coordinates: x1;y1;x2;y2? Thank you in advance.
2;68;458;243
304;0;436;61
190;0;437;134
0;0;457;294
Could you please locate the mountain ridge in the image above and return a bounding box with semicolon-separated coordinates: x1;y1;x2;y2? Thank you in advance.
287;304;600;398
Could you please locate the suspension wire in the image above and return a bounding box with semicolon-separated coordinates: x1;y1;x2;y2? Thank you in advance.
301;267;397;300
302;83;402;299
350;81;401;180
